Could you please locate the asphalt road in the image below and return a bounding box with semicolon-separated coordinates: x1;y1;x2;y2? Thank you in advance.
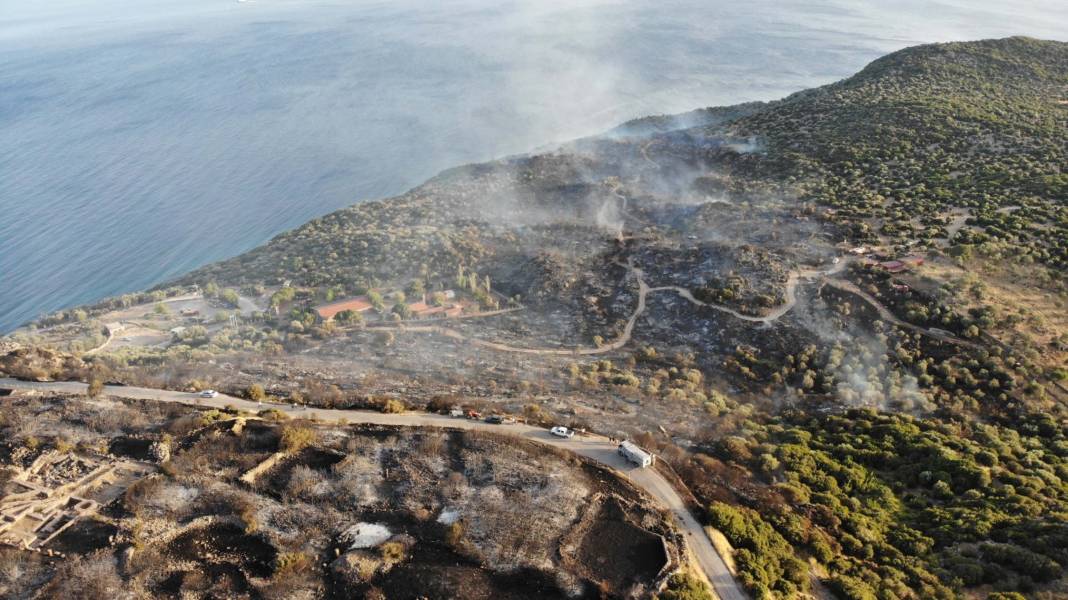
0;377;747;600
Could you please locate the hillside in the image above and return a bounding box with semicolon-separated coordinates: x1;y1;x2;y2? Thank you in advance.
726;37;1068;268
177;38;1066;287
4;37;1068;600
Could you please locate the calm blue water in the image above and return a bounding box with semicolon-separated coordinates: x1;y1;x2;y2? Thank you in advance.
2;0;1066;333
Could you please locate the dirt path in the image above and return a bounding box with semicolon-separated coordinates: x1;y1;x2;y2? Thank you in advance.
640;141;661;169
0;378;748;600
368;263;652;356
944;210;972;241
650;277;794;324
369;259;846;357
82;323;115;356
658;259;850;324
820;279;980;349
236;295;261;316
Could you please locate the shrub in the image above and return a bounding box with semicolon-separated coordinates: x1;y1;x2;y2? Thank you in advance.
247;384;266;402
123;475;165;514
379;541;406;563
274;552;310;579
279;425;316;453
44;550;124;600
426;396;455;413
656;573;714;600
258;408;289;421
826;575;877;600
445;522;465;549
286;465;323;500
87;378;104;398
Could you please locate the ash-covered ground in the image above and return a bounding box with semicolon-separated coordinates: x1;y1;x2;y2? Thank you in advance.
0;392;679;600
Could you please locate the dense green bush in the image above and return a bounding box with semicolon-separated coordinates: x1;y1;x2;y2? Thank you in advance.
656;573;714;600
707;502;809;596
699;409;1066;598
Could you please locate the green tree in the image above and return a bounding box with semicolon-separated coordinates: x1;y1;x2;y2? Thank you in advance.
335;310;364;325
393;302;413;319
221;288;241;308
367;290;385;311
407;279;426;298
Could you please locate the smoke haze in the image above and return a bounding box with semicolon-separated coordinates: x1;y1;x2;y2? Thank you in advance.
2;0;1067;332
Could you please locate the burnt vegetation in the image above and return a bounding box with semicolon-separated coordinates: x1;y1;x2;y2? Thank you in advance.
0;394;677;599
4;37;1068;600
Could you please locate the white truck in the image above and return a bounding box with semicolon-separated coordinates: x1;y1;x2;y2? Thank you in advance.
617;441;654;468
550;426;575;439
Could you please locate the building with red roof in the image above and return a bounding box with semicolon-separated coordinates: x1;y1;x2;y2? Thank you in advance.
314;297;374;321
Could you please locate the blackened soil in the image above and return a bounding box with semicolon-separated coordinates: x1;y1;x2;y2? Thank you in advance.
368;538;588;600
162;521;277;595
108;436;153;460
156;563;261;599
324;516;596;600
301;447;346;471
580;512;662;585
44;517;117;555
376;563;578;600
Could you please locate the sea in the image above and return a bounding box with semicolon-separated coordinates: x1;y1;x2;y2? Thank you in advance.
2;0;1066;333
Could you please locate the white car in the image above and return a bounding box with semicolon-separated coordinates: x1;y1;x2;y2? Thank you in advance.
199;390;219;398
550;426;575;439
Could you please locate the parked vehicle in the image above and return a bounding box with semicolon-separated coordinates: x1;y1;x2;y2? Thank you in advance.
617;441;654;468
449;408;465;418
484;415;504;424
550;426;575;439
199;390;219;398
466;410;482;420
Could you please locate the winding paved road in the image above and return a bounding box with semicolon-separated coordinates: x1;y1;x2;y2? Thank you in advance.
0;377;747;600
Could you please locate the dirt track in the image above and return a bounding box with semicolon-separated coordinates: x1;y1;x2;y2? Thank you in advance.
368;259;846;358
0;377;748;600
368;264;652;356
819;278;980;349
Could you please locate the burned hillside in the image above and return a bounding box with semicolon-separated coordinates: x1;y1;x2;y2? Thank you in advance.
0;392;679;600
